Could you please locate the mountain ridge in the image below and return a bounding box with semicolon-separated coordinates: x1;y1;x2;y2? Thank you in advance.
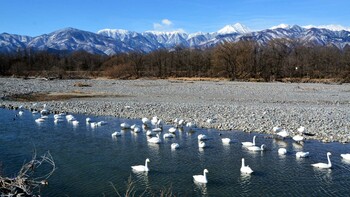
1;24;350;55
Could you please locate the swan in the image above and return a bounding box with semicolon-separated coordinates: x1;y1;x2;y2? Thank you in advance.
151;116;159;126
340;153;350;160
193;169;208;183
247;144;265;151
86;117;93;123
311;152;332;169
163;133;175;138
66;114;75;121
18;111;24;116
198;134;209;141
177;119;185;127
146;130;155;136
90;122;98;128
112;131;121;137
142;117;151;128
152;128;162;132
133;126;141;133
148;134;161;144
273;126;282;132
72;120;79;126
169;127;177;133
276;129;289;139
186;122;197;128
240;158;253;174
171;143;179;149
120;122;131;129
296;151;310;158
54;114;63;119
54;118;64;123
292;134;304;143
35;118;45;123
222;138;231;144
297;126;306;133
278;148;287;155
241;136;256;147
97;121;107;126
198;141;206;148
131;158;150;172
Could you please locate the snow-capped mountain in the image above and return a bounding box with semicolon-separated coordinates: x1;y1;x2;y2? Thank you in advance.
217;23;251;34
1;24;350;55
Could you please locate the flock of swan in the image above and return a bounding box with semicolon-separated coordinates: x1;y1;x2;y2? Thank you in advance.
14;105;350;185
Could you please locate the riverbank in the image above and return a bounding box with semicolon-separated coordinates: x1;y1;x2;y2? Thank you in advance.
1;77;349;143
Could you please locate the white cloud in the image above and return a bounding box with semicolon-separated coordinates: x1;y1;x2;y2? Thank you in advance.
152;19;185;33
162;19;172;26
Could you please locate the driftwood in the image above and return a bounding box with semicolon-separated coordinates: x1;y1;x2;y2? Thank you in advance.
0;151;56;196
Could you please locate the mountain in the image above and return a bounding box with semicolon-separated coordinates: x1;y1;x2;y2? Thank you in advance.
1;24;350;55
217;23;251;34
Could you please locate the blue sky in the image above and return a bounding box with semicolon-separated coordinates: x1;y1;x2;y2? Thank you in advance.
1;0;349;36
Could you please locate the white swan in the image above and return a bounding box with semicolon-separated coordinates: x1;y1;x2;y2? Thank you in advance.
169;127;177;133
131;158;150;172
240;158;253;174
152;128;162;132
241;136;256;147
171;143;179;149
151;116;159;126
18;111;24;116
86;117;93;123
72;120;79;126
272;126;282;132
276;129;289;139
133;126;141;133
163;133;175;138
297;126;306;133
54;118;64;123
311;152;332;169
222;138;231;144
198;134;209;141
247;144;265;151
193;169;208;183
292;134;304;142
148;134;161;144
146;130;155;136
120;122;131;129
198;141;206;148
340;153;350;160
278;148;287;155
97;121;107;126
112;131;121;137
296;151;310;158
35;118;45;123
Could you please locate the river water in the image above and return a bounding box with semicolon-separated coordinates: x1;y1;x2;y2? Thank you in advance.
1;108;350;196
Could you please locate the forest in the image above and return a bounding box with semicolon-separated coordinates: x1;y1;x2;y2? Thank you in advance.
1;38;350;83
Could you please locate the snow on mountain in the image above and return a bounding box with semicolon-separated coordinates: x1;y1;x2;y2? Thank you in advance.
217;23;251;34
269;24;291;30
1;23;350;55
302;24;350;32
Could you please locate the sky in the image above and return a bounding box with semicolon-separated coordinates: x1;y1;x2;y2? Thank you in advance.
1;0;350;36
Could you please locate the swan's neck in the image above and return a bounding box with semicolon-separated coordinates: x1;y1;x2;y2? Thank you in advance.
145;160;148;168
203;170;207;179
261;145;264;150
327;154;332;167
252;136;256;145
241;158;245;168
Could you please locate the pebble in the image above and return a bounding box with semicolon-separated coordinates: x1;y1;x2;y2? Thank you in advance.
0;78;349;143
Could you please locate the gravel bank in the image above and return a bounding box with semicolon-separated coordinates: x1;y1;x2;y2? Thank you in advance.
1;77;349;143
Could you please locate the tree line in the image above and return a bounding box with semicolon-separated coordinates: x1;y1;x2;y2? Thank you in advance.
1;38;349;82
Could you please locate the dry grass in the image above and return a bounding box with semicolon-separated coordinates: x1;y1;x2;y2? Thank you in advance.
4;92;130;102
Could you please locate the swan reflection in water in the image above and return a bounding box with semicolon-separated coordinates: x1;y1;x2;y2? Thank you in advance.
194;181;208;196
